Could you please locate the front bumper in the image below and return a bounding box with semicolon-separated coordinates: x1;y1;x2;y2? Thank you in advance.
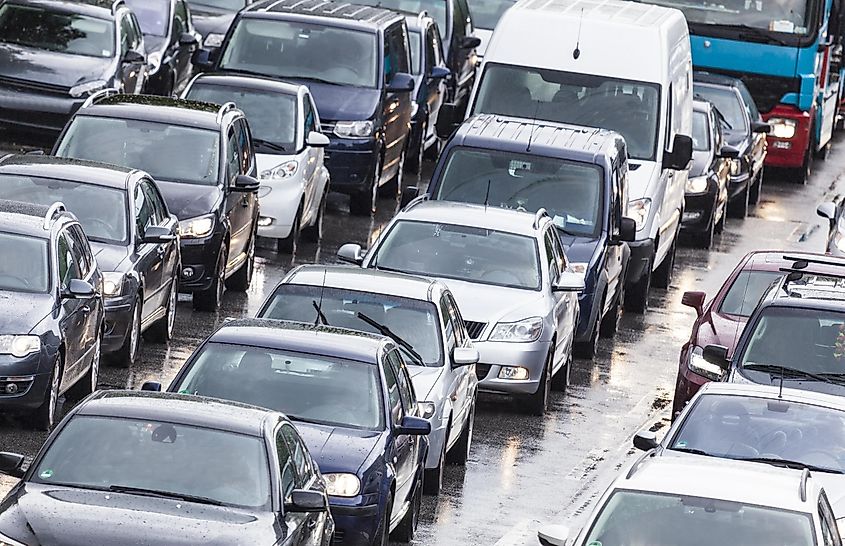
424;421;448;468
727;171;752;201
0;351;51;411
0;84;84;133
102;297;134;354
671;351;711;417
681;189;717;234
324;136;378;195
178;232;224;292
257;176;304;239
625;238;655;288
329;499;381;546
473;340;552;395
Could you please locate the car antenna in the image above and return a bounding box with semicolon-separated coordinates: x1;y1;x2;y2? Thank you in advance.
572;8;584;60
312;268;329;326
778;364;785;399
527;101;540;153
484;179;491;211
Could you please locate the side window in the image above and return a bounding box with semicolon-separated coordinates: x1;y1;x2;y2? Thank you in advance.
551;228;568;272
133;183;156;237
544;228;559;281
445;294;467;346
226;128;241;184
664;84;673;148
819;493;842;546
439;295;457;351
275;427;297;500
281;424;313;487
383;25;410;84
430;24;444;65
68;225;93;279
381;356;405;426
174;0;189;36
119;15;133;54
235;119;253;174
141;180;167;225
303;97;317;135
424;27;437;73
57;232;81;288
388;350;416;411
609;166;621;237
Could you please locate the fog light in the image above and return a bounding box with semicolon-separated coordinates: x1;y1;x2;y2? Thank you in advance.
498;366;530;380
257;216;273;227
5;383;17;394
181;267;194;279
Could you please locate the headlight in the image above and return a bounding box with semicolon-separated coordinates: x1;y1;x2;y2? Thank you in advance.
203;33;225;48
685;176;709;194
0;531;27;546
0;335;40;358
418;401;436;419
687;346;725;381
178;215;215;239
260;160;299;180
569;262;588;275
334;120;374;138
102;272;126;297
324;473;361;497
69;79;107;98
627;198;652;231
147;51;163;73
768;117;797;139
489;317;543;342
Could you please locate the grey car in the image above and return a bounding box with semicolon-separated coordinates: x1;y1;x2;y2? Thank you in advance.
256;265;479;495
338;200;584;415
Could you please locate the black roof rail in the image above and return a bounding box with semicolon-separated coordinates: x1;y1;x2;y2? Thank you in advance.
112;0;125;14
778;266;845;283
783;254;845;269
533;208;549;230
402;193;428;212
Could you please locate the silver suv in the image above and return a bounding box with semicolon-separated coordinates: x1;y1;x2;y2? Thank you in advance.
338;200;584;415
256;265;479;495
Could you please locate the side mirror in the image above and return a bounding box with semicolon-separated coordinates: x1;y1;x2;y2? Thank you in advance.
663;134;693;170
633;430;659;451
538;525;570;546
681;290;706;317
306;131;330;148
428;66;451;80
191;48;216;70
337;243;364;265
553;271;586;293
0;452;25;478
232;174;259;192
64;279;96;299
618;217;636;243
141;381;162;392
459;36;482;49
818;201;837;220
142;225;176;244
286;489;329;512
386;72;415;93
179;32;199;47
400;186;420;208
395;415;431;436
702;344;730;370
452;346;479;366
719;145;741;159
122;50;145;64
752;121;771;134
435;103;462;140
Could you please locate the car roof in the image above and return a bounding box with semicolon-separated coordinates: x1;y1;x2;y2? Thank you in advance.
284;265;441;301
694;71;745;88
451;114;624;165
245;0;402;30
695;382;845;412
0;155;134;190
77;390;277;437
399;200;547;237
79;95;229;130
0;199;71;238
190;73;305;97
8;0;121;19
208;318;388;364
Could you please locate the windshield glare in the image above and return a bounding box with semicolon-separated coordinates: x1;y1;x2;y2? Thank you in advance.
260;285;443;367
644;0;810;35
373;220;541;290
177;343;385;430
434;148;603;237
470;0;517;29
32;415;271;508
0;4;115;58
695;84;747;132
0;176;128;244
692;111;710;151
0;232;48;293
56;117;221;186
220;19;378;88
473;64;660;161
719;270;781;316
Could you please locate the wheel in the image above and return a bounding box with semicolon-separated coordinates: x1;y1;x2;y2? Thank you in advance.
349;155;382;216
227;229;255;291
67;334;100;403
551;350;571;392
392;478;421;543
111;297;141;367
625;258;652;314
574;301;601;358
380;147;405;198
600;283;624;338
423;440;445;495
31;353;62;431
816;140;831;160
193;245;227;311
146;280;177;342
652;238;676;289
278;208;301;254
748;169;763;205
406;120;426;175
793;138;814;184
376;492;393;546
446;401;474;465
301;191;327;243
525;352;551;415
727;184;749;219
424;133;441;161
691;215;715;249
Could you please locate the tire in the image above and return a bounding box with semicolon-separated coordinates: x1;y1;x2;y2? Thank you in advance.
748;168;763;206
525;352;551;416
407;121;426;175
380;147;405;198
111;297;141;367
349;155;382;216
816;140;831;160
446;401;474;465
146;280;177;342
392;479;421;543
67;335;100;403
301;191;327;243
600;283;624;338
31;353;62;431
691;215;715;249
227;228;255;292
793;138;814;184
551;350;571;392
193;245;227;311
278;209;301;254
625;258;652;314
727;184;749;219
423;440;445;495
574;300;601;359
653;238;676;289
376;492;393;546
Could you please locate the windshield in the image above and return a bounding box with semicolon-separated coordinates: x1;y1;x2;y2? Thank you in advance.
220;18;378;88
0;4;115;58
175;342;385;431
473;64;661;161
671;393;845;473
260;285;443;367
0;176;128;244
357;0;447;33
644;0;811;35
433;147;603;237
585;490;814;546
0;232;48;293
188;0;247;11
719;270;781;317
185;84;297;152
32;415;271;508
372;220;541;290
125;0;171;37
56;117;221;186
695;84;747;132
470;0;516;29
692;111;710;151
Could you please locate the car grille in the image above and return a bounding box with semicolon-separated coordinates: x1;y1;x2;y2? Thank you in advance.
476;364;492;381
464;321;487;340
0;75;70;96
331;529;345;545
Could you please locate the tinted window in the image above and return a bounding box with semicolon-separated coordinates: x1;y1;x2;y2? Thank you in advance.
281;424;312;487
68;225;93;279
125;0;171;36
388;350;415;411
134;183;156;237
718;270;781;317
174;0;190;36
692;111;710;152
0;232;48;293
0;4;115;58
141;180;168;225
694;85;748;132
304;97;317;134
409;31;422;75
544;228;559;280
275;427;296;499
470;0;516;29
225;128;241;183
384;25;410;85
57;232;81;288
382;356;404;426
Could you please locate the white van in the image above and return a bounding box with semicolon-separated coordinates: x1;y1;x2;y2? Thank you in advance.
465;0;693;312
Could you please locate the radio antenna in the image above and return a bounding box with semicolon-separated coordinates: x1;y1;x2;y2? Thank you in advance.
778;364;785;399
484;179;491;211
573;8;584;59
527;101;541;152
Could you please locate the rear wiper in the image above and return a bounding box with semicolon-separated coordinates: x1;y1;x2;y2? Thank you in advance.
741;363;844;385
252;138;287;153
355;311;425;365
730;457;843;474
108;484;224;506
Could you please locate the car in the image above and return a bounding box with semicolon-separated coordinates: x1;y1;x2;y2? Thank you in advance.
187;0;251;49
0;155;181;367
672;251;837;417
182;73;331;252
53;94;260;312
693;72;769;218
193;0;415;216
404;13;451;174
0;200;103;430
682;99;733;248
467;0;516;57
537;448;841;546
338;200;584;415
125;0;201;97
817;198;845;257
0;0;148;134
256;264;479;495
153;318;431;545
0;390;334;545
419;114;635;358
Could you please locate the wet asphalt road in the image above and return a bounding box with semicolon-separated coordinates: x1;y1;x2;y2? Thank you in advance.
0;129;842;545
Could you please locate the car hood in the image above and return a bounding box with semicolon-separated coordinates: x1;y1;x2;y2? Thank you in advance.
557;234;598;265
0;291;54;334
292;81;381;122
722;129;750;151
155;180;222;220
294;421;382;475
192;13;236;38
433;277;544;325
0;483;278;546
144;35;168;54
690;150;710;178
408;365;445;402
694;311;746;355
0;43;113;89
90;242;131;273
628;161;658;203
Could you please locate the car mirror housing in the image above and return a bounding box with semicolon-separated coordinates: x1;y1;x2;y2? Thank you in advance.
191;48;216;70
0;452;25;478
663;134;693;170
232;175;259;192
122;50;145;64
681;291;706;317
141;381;162;392
460;36;482;49
752;121;771;134
306;131;330;148
553;271;586;292
286;489;329;512
64;279;96;299
618;217;636;243
428;66;451;80
337;243;364;265
633;430;659;451
179;32;199;46
817;201;837;221
386;73;415;93
142;225;176;244
538;525;570;546
395;415;431;436
719;145;741;159
702;344;730;370
452;346;479;366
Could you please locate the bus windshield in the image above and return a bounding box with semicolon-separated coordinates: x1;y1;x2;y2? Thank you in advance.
646;0;811;35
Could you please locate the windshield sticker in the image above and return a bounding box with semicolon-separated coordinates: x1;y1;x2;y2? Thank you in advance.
509;160;532;177
39;469;54;479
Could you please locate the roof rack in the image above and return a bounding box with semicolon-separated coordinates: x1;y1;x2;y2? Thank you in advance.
783;255;845;269
533;208;549;229
111;0;124;14
625;449;654;480
82;88;120;109
402;193;428;212
799;467;810;502
216;102;238;124
43;202;66;230
778;255;845;284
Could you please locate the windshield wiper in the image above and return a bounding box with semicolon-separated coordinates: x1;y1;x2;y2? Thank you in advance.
278;75;341;86
252;138;287;153
355;311;425;365
742;363;845;385
729;457;843;474
108;485;224;506
312;300;329;326
706;23;791;45
670;446;713;457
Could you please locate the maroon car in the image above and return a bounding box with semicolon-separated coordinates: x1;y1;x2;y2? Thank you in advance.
673;250;833;417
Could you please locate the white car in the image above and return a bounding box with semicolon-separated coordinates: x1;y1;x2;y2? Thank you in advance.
183;74;330;252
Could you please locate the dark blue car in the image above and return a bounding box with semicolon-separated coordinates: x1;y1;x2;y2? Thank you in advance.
417;114;636;358
155;319;430;545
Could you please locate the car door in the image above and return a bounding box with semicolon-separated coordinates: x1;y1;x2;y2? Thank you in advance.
381;352;415;525
56;230;89;386
133;182;164;323
281;424;328;545
171;0;197;92
425;23;448;139
223;120;255;272
273;424;310;546
300;96;320;224
442;292;474;446
118;11;146;94
544;227;573;366
141;178;178;311
67;225;101;370
382;23;413;181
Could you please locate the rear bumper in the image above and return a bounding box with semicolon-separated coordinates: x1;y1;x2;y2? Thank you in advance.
0;84;83;133
763;106;812;169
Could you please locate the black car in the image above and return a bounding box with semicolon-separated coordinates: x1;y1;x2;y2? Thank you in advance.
0;391;334;545
0;200;103;430
693;72;769;219
126;0;201;96
0;0;148;134
194;0;415;216
187;0;251;48
0;156;181;366
53;94;260;311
